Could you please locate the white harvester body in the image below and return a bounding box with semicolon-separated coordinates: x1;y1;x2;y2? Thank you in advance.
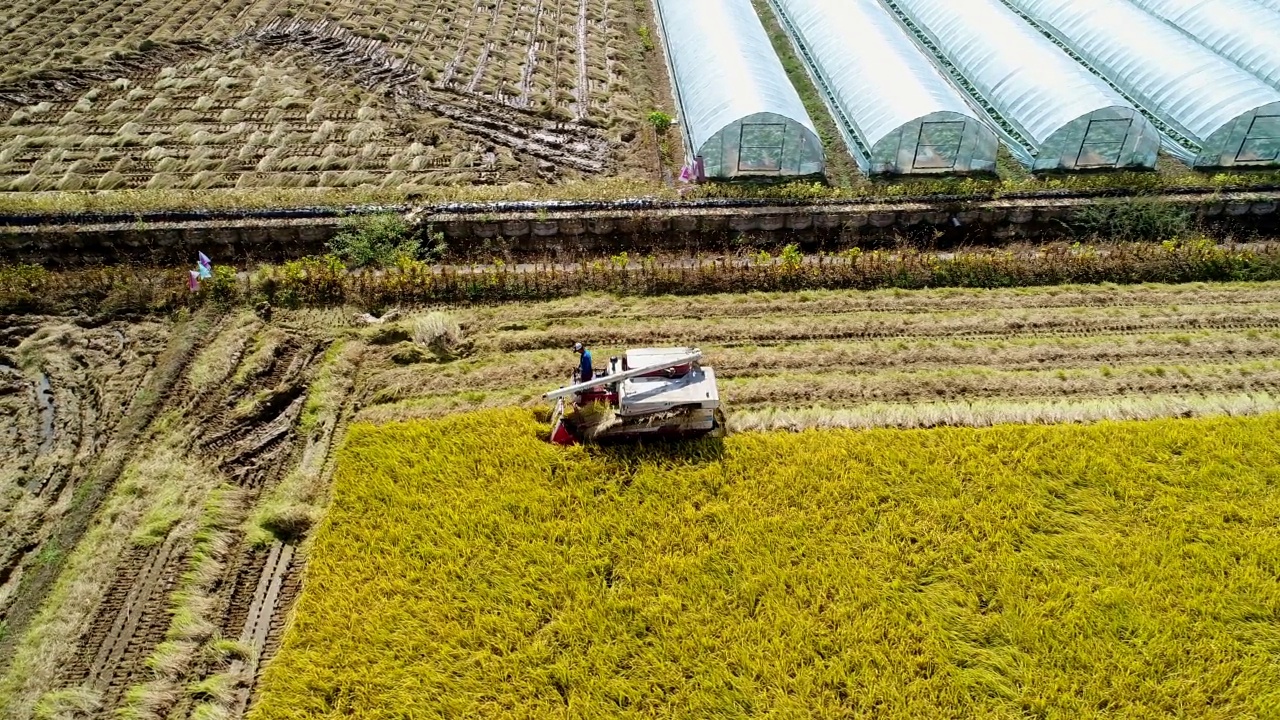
543;347;723;444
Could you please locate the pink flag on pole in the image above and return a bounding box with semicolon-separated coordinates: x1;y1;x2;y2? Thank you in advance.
188;271;200;291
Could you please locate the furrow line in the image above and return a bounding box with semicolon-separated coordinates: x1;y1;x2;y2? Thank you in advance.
228;542;298;718
493;319;1280;351
477;296;1280;325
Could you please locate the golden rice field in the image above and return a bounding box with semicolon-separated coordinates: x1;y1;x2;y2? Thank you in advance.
252;409;1280;720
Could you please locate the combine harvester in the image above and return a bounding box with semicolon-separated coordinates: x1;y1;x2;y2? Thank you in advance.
544;348;724;444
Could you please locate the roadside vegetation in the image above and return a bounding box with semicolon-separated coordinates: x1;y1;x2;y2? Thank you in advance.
252;409;1280;719
6;238;1280;315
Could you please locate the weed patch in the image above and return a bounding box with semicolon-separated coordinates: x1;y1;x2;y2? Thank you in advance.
327;213;421;269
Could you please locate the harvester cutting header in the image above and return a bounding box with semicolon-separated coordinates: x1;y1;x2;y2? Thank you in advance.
544;347;724;445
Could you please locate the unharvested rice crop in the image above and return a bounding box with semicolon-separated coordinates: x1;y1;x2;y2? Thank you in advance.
252;409;1280;719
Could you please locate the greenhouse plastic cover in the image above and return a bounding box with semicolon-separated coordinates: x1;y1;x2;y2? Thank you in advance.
888;0;1159;170
1250;0;1280;13
652;0;823;177
1006;0;1280;167
769;0;997;174
1126;0;1280;91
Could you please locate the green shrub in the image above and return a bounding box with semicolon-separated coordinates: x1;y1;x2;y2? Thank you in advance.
636;25;655;52
271;255;347;308
203;265;239;304
328;213;420;269
647;111;673;136
1069;199;1192;242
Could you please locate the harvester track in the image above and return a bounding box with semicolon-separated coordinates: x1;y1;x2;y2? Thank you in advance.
224;541;301;717
39;328;322;718
60;534;185;709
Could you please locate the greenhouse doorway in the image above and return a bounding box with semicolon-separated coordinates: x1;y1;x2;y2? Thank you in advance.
737;123;787;172
1075;118;1133;168
1235;116;1280;164
912;121;964;170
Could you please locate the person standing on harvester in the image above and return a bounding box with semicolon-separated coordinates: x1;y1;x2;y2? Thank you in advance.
573;342;593;383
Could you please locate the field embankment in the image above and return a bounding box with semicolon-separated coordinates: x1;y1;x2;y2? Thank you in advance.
4;190;1280;267
252;409;1280;719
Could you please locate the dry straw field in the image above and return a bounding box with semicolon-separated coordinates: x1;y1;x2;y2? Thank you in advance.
253;409;1280;719
0;0;669;193
354;281;1280;428
4;280;1280;719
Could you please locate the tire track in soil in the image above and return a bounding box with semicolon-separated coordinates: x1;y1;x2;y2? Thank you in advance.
151;337;325;720
223;541;300;719
164;340;354;719
0;318;201;674
48;332;319;719
226;345;359;718
58;534;185;711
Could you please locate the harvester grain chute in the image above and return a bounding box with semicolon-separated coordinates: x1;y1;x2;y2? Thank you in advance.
544;347;724;444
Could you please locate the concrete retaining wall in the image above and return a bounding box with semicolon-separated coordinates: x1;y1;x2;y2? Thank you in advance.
3;192;1278;266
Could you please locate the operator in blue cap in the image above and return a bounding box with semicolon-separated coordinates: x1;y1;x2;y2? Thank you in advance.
573;342;593;383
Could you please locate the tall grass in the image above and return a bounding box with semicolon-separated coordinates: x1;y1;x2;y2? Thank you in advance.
251;409;1280;719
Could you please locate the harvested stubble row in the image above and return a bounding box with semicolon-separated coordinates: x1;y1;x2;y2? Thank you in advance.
252;409;1280;719
351;281;1280;429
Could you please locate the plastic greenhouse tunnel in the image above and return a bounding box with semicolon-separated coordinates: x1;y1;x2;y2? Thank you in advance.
1124;0;1280;93
884;0;1160;171
769;0;998;175
1004;0;1280;168
652;0;825;179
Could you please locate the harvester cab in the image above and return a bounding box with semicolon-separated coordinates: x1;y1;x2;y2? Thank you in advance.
544;347;724;445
